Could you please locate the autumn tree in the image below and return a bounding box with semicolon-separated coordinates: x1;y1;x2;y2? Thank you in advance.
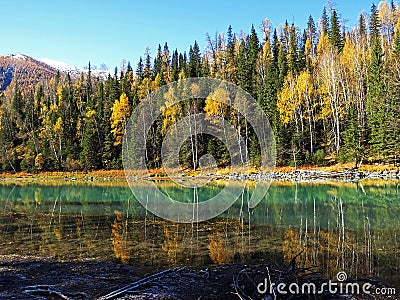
110;92;131;147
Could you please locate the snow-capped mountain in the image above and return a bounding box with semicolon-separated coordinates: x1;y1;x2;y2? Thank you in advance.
0;53;58;92
7;53;29;61
0;53;112;92
39;58;79;73
40;57;111;78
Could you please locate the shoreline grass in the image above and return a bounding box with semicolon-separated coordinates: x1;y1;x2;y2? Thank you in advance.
0;163;398;186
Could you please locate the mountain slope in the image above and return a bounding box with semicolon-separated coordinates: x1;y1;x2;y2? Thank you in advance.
0;53;58;92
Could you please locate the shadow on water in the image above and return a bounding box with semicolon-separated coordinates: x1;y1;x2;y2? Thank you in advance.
0;180;399;288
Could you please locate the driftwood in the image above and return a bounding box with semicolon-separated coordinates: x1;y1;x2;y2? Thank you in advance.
98;266;186;300
24;284;89;299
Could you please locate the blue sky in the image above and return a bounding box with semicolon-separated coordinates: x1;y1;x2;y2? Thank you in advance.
3;1;373;70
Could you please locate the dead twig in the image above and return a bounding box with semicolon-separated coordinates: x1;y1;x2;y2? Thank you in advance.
98;266;186;300
24;285;89;300
24;287;70;300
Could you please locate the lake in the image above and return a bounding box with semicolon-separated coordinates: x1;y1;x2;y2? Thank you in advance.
0;180;399;288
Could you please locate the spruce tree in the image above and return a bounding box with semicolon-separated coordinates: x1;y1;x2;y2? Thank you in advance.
393;24;400;55
81;113;100;170
248;25;260;97
297;30;306;71
236;39;250;92
366;35;385;157
358;14;367;37
277;44;287;87
370;3;381;41
288;23;298;73
153;44;163;79
136;57;144;81
340;103;363;165
171;50;179;81
272;29;280;65
321;7;330;36
11;83;24;122
144;49;152;79
307;15;316;50
189;41;201;77
330;10;343;51
227;25;235;58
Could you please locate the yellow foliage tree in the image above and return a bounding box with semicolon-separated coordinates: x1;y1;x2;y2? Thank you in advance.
204;87;229;118
317;33;330;54
161;85;182;134
277;73;298;125
137;74;161;100
110;93;131;146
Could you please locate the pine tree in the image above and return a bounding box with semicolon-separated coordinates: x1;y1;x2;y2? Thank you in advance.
393;21;400;55
248;25;260;96
144;48;152;79
288;23;298;73
340;103;363;165
161;42;171;84
227;25;235;58
189;41;201;77
366;35;385;157
81;110;100;170
171;49;179;81
385;19;400;163
297;30;306;71
272;29;280;65
358;13;367;37
11;83;24;123
330;10;343;51
277;44;287;87
306;15;316;53
370;3;381;41
321;7;330;36
136;57;144;81
236;39;250;92
60;75;79;161
153;44;163;80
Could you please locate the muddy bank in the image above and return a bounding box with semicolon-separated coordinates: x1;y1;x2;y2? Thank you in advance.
0;256;395;300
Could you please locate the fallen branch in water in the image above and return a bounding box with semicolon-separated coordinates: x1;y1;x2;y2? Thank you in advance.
98;266;186;300
24;285;88;299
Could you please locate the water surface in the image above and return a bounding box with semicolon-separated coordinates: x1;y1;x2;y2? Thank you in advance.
0;180;399;288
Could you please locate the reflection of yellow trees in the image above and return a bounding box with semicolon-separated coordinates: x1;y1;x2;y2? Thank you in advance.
37;212;64;260
282;227;364;278
162;224;183;264
111;211;132;264
208;231;236;264
283;229;306;264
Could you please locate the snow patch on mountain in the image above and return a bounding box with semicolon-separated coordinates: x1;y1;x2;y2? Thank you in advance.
40;58;111;78
39;58;79;72
7;53;29;60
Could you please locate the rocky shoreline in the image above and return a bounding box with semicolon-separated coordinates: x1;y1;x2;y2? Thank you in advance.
224;169;400;182
1;168;400;183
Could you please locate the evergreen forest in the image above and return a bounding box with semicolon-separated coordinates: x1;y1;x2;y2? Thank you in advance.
1;2;399;172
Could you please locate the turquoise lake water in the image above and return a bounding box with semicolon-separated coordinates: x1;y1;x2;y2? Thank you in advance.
0;180;399;288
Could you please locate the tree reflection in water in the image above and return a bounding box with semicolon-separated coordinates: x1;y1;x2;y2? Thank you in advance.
0;180;399;287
